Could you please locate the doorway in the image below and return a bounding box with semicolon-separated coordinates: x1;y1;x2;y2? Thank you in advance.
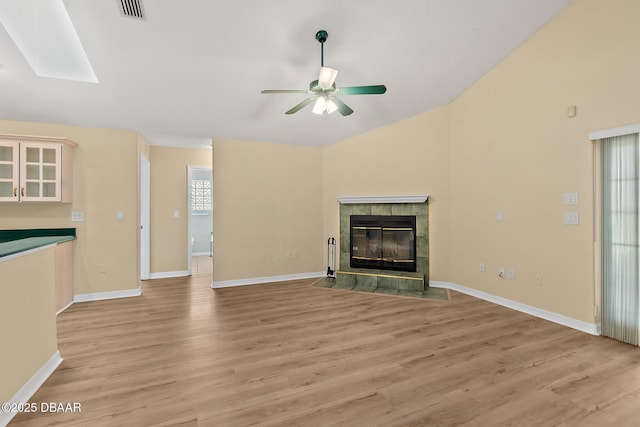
187;165;213;275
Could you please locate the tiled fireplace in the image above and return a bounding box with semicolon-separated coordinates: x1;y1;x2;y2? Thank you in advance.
336;196;429;296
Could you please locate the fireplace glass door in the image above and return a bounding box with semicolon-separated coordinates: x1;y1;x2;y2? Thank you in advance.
350;215;416;272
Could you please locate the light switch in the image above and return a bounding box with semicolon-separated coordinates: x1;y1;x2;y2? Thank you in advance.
116;211;124;221
497;211;504;222
563;192;579;205
173;210;179;219
564;212;580;225
71;212;84;222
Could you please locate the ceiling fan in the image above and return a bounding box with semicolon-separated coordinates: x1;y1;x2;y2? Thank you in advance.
261;30;387;116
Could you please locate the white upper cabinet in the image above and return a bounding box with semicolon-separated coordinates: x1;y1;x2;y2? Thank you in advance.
0;135;75;203
0;141;19;202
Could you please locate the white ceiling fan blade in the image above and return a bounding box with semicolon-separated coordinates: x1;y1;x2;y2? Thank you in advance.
318;66;338;90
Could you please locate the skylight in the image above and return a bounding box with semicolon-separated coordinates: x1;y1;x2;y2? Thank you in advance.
0;0;98;83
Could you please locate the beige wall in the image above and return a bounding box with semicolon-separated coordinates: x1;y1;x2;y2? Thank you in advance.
149;145;212;274
0;248;57;403
447;0;640;323
322;106;451;281
0;120;140;294
212;138;324;282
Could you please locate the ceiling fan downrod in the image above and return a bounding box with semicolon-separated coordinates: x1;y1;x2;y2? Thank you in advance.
316;30;328;67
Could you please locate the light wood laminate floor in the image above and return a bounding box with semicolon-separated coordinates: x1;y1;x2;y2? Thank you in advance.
191;255;213;274
10;275;640;426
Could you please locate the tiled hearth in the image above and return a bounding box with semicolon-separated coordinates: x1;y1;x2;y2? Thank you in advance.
334;195;429;294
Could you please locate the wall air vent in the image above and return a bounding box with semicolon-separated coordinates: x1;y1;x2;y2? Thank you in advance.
119;0;144;19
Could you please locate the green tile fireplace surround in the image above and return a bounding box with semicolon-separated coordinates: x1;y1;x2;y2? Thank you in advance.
337;196;429;293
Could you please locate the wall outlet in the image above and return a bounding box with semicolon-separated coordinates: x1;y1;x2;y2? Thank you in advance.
480;263;486;272
116;211;125;221
498;267;505;278
534;274;543;287
98;263;107;273
507;269;515;280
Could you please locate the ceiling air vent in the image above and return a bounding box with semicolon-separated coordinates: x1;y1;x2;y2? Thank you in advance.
119;0;144;19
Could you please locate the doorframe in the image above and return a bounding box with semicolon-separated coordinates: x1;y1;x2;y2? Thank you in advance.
187;165;213;276
592;139;602;333
140;154;151;281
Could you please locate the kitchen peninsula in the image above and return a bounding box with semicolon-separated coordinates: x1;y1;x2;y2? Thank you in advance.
0;228;75;426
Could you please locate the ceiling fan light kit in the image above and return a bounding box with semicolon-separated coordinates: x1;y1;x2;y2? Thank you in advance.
313;96;338;115
318;66;338;90
312;97;327;115
261;30;387;116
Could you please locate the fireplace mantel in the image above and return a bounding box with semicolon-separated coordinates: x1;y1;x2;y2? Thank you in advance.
337;195;429;204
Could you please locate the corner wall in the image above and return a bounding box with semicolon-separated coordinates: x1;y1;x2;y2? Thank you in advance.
212;138;324;283
321;0;640;327
322;106;451;281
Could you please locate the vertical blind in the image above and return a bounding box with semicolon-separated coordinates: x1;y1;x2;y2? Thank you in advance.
601;133;640;346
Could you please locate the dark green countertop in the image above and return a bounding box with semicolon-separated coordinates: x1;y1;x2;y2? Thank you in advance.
0;229;76;259
0;236;76;258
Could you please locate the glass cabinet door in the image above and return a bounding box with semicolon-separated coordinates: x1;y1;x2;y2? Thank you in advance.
0;141;19;201
20;143;62;201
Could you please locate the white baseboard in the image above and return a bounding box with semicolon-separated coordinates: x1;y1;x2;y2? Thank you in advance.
1;351;63;427
74;286;142;303
148;270;189;279
430;281;600;336
212;271;325;289
56;300;74;316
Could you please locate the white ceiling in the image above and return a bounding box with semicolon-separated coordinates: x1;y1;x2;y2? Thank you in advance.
0;0;573;148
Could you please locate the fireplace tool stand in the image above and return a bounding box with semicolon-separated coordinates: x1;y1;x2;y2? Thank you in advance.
327;237;336;280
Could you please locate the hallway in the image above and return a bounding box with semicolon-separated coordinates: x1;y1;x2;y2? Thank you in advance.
191;255;212;274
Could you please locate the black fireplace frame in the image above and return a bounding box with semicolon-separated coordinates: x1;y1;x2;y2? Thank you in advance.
350;215;417;272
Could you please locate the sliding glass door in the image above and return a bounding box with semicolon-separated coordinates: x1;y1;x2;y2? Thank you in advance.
601;133;640;346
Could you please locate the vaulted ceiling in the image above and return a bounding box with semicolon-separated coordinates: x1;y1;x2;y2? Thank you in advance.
0;0;573;148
